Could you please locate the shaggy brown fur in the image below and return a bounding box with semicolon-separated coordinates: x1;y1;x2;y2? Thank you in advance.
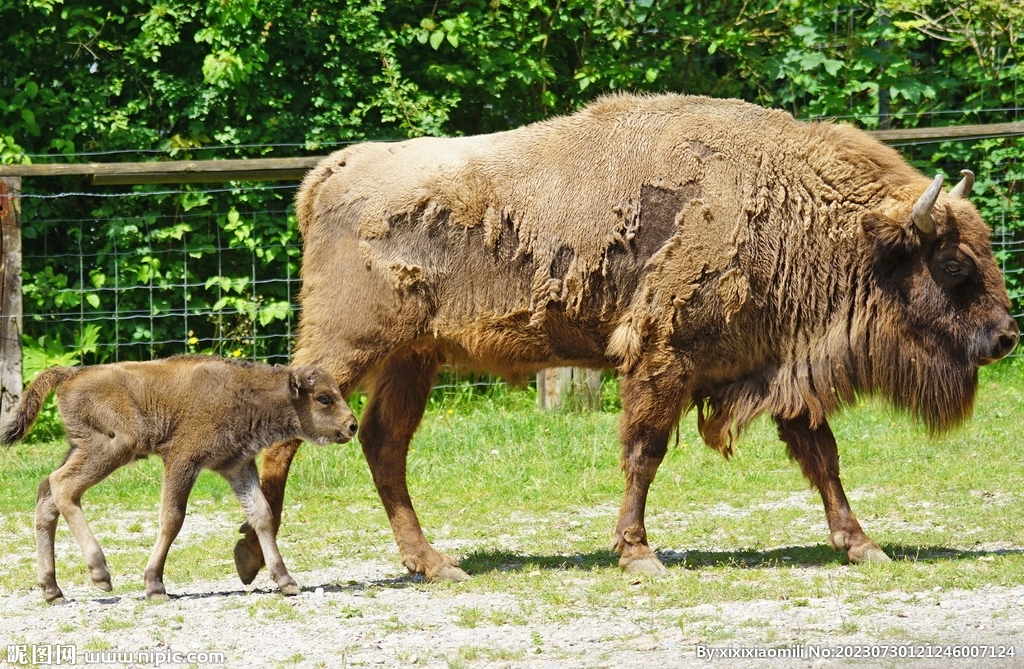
233;93;1017;581
1;355;357;603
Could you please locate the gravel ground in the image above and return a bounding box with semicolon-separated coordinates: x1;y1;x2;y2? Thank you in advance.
3;553;1024;669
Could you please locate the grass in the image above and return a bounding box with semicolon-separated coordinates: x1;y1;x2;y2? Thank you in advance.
0;358;1022;617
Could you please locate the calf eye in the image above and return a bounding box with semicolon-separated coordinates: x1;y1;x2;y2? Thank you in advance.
316;394;333;406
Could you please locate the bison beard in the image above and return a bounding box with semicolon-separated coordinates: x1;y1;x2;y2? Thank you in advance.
233;93;1018;581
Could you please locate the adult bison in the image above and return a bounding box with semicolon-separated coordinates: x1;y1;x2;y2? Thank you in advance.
235;93;1018;581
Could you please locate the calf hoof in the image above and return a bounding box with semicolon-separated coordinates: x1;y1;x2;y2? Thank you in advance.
93;579;113;593
43;590;67;605
146;583;168;601
234;539;265;586
274;573;301;596
427;565;470;583
621;555;669;576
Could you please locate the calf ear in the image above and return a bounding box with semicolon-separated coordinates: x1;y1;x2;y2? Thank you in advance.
288;367;319;396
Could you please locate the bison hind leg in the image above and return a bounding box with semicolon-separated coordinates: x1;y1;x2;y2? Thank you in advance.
612;366;688;576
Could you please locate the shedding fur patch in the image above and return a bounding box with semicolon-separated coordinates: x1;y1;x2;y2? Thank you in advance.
717;268;750;324
388;262;426;293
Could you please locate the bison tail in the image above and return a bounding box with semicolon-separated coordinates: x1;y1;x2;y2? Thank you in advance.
0;367;77;445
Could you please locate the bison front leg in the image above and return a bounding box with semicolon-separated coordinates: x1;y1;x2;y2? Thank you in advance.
233;437;302;585
776;413;890;564
613;369;687;575
360;347;467;582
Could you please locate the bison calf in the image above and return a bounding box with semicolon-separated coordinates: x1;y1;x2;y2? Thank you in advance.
0;355;357;604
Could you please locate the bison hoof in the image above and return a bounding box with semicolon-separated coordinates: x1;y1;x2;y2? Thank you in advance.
279;583;301;596
427;565;470;583
234;538;264;586
849;543;891;564
147;592;169;603
93;579;113;593
622;555;669;576
46;594;67;605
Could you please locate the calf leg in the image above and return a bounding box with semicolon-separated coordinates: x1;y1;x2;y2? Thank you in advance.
223;461;299;595
233;345;382;584
47;444;127;595
233;437;302;585
35;478;65;604
776;413;890;563
613;368;687;575
144;460;201;600
360;347;465;581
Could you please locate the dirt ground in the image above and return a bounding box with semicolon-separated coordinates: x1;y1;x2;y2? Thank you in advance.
3;549;1024;669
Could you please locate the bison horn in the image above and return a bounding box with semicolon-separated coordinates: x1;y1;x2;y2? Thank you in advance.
912;174;943;234
949;169;974;199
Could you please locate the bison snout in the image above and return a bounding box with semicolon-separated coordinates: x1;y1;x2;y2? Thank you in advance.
980;317;1020;365
994;329;1019;360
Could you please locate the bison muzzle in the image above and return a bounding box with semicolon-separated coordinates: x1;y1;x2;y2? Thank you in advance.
233;93;1017;581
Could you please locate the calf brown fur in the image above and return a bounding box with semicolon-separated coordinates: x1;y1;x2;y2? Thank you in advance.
0;355;357;604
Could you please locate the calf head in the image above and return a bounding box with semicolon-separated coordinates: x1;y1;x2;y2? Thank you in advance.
289;366;358;444
864;170;1019;430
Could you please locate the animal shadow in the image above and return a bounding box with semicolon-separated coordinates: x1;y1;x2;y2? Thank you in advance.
457;543;1017;575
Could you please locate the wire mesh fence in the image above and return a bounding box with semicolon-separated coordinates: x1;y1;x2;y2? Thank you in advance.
20;184;300;369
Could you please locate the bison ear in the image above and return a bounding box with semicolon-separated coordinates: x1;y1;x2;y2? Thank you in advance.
861;211;921;261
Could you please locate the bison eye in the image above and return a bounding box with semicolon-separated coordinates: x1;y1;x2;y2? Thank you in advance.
932;245;975;287
316;394;333;406
942;260;964;278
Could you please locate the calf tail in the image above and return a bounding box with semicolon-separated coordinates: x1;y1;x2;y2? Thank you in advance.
0;367;77;445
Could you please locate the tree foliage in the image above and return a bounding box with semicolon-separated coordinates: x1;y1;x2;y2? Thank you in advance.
2;0;1022;365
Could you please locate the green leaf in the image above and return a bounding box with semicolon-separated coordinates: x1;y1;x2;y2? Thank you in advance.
258;300;291;326
823;60;843;76
429;31;444;50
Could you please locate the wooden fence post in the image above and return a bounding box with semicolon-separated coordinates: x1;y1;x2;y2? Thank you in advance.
1;177;22;423
537;367;602;412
